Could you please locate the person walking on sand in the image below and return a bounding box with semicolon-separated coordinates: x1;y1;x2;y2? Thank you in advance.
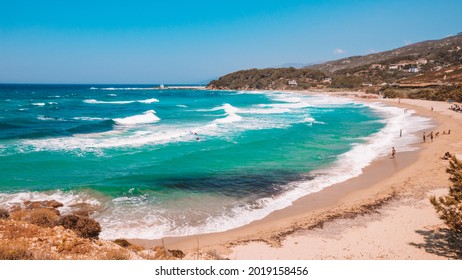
430;131;434;142
392;147;396;159
423;132;426;143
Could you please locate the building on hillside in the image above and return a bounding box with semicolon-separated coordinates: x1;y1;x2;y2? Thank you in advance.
408;67;420;73
322;77;332;84
389;61;418;71
416;58;428;65
370;64;384;70
288;80;298;86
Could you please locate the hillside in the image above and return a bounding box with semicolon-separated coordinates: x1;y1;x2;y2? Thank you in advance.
207;34;462;101
307;34;462;74
207;67;328;90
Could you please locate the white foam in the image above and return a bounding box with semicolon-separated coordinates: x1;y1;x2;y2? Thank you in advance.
32;102;45;106
113;110;160;125
240;105;292;114
73;117;110;121
0;190;100;215
37;115;65;121
83;98;159;104
138;98;160;104
177;105;188;108
236;90;265;95
213;103;242;124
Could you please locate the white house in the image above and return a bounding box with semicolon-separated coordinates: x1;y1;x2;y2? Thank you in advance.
416;58;428;65
370;64;384;70
288;80;298;86
322;78;332;84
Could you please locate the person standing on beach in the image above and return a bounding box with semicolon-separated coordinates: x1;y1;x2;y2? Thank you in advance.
392;147;396;159
400;129;402;137
430;131;434;142
423;132;426;143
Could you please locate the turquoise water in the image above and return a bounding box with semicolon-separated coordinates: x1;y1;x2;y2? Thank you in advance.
0;85;431;238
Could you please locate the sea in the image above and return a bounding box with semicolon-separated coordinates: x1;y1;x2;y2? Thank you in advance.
0;84;433;239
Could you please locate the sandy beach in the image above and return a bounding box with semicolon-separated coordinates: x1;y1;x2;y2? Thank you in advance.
131;94;462;260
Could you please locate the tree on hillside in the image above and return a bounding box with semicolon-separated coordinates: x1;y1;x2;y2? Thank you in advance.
430;156;462;233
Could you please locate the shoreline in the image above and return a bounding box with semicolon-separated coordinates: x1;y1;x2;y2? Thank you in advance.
130;93;462;259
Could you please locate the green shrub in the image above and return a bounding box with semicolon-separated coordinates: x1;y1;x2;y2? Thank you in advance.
430;156;462;233
331;76;363;89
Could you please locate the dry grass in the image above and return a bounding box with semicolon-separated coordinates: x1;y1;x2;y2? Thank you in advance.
0;208;9;219
27;208;58;228
103;248;131;260
0;208;177;260
0;241;34;260
205;249;228;260
0;221;42;239
9;209;29;221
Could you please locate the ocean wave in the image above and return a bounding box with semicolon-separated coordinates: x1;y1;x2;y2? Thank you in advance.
0;190;101;215
83;98;159;104
73;117;110;121
213;103;242;124
37;115;66;121
113;110;160;125
97;101;435;239
31;103;45;106
240;105;292;114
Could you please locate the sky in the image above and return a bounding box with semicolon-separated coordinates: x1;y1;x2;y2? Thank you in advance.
1;0;461;84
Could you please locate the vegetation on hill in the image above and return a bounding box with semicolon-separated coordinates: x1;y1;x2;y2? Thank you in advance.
381;85;462;102
208;67;327;90
207;34;462;101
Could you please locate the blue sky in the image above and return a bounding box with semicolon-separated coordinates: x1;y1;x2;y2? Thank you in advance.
1;0;461;84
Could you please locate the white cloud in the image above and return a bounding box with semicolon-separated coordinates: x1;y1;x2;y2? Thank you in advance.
333;48;346;55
